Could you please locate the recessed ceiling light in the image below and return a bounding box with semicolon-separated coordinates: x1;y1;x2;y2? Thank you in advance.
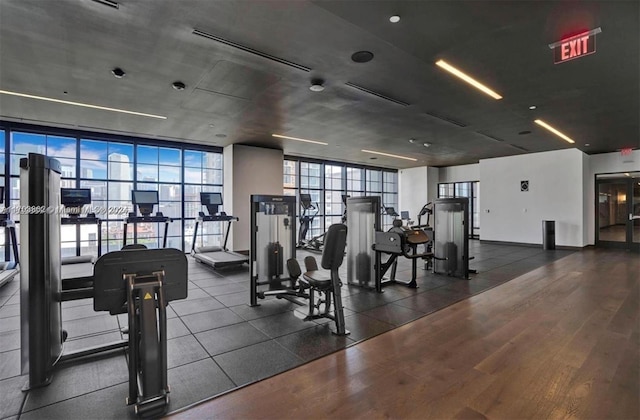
585;143;590;146
423;143;431;147
351;51;374;63
529;105;536;110
435;59;503;100
625;173;630;176
272;133;328;145
408;138;416;143
309;78;325;92
172;81;186;91
208;124;215;128
111;67;126;78
0;89;166;119
389;15;400;23
534;119;575;144
362;149;417;161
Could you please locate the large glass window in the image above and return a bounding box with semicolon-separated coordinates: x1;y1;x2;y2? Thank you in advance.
3;124;222;254
284;158;398;236
185;151;224;252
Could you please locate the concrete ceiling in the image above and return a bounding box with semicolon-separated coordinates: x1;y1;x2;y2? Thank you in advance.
0;0;637;169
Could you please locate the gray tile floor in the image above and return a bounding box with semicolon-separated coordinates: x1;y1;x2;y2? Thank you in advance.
0;241;574;419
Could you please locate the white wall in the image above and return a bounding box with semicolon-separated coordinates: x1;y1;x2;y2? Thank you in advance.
439;163;479;183
590;150;639;175
224;144;283;251
480;149;586;247
398;166;429;222
427;167;440;203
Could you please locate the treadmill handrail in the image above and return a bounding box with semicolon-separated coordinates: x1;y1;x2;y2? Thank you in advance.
197;215;239;222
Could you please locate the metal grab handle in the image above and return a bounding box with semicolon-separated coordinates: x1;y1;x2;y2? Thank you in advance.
630;213;640;221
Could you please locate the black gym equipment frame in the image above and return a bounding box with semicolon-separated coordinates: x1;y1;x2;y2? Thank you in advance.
373;226;436;291
19;153;188;417
94;248;188;416
432;198;475;279
250;195;305;306
346;196;381;290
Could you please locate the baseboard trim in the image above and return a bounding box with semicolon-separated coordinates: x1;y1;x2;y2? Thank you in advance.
478;239;586;251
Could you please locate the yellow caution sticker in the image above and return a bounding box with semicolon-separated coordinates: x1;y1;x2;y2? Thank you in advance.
144;292;153;300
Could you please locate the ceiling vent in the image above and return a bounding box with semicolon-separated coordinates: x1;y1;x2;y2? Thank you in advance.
192;29;311;73
476;131;505;142
424;111;467;128
91;0;119;9
509;144;529;152
344;82;409;106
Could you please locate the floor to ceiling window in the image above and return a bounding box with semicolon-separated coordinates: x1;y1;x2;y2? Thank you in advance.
1;122;223;258
438;180;480;238
284;157;398;236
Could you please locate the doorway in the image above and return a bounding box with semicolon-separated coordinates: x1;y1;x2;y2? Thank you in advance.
596;173;640;251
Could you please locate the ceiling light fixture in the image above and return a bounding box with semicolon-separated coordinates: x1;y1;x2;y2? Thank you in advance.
0;89;167;119
351;51;374;63
435;59;503;100
389;15;400;23
111;67;126;78
529;105;536;110
408;138;416;143
309;79;325;92
534;119;575;143
172;81;186;91
423;143;431;147
361;149;417;161
272;134;328;145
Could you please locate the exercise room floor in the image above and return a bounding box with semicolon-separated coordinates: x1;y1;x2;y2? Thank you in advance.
0;241;574;419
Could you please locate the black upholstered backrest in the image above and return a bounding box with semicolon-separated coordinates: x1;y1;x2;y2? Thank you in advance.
286;258;301;279
321;223;348;270
304;256;318;272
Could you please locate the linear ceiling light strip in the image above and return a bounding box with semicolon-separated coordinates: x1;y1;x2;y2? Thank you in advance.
0;90;166;119
534;119;575;143
435;60;503;100
361;149;417;161
272;134;328;145
345;82;409;106
192;29;311;73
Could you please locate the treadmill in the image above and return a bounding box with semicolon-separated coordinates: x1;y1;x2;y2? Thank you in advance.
0;186;20;288
60;188;102;300
191;192;248;269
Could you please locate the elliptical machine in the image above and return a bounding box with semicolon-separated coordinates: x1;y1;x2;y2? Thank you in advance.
297;193;318;249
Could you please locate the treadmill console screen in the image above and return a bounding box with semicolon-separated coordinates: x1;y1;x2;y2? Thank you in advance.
200;192;223;205
401;211;409;220
132;190;159;216
61;188;92;207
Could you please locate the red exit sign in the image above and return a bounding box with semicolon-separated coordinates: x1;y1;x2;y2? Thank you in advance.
549;27;601;64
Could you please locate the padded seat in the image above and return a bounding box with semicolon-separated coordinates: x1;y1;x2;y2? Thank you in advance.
302;270;332;288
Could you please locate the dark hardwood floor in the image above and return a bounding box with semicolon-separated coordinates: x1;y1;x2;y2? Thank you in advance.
168;248;639;420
